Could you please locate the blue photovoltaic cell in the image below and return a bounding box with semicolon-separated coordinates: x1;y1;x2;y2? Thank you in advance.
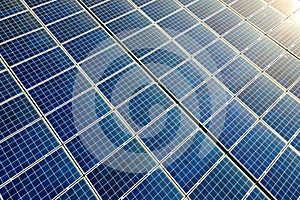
47;89;110;142
0;94;39;140
131;0;152;6
231;122;285;179
87;138;156;199
141;42;188;78
118;84;173;132
194;40;237;73
33;0;83;25
0;61;5;70
189;157;252;199
0;71;22;102
29;68;91;114
263;95;300;142
161;60;210;99
291;134;299;152
215;56;259;94
91;0;134;23
0;148;80;200
176;24;217;55
261;147;300;200
107;10;151;40
266;53;300;89
12;48;74;89
125;168;182;200
163;130;223;192
80;45;133;84
98;64;152;107
48;12;98;43
25;0;50;7
63;28;114;63
58;179;97;200
224;23;262;52
238;75;283;116
124;26;169;58
182;79;232;123
158;10;198;37
141;0;180;21
139;106;197;161
290;81;300;99
0;11;40;43
205;99;256;150
243;37;284;69
81;0;106;7
187;0;224;20
205;8;242;35
0;29;56;66
0;120;58;185
66;113;132;172
0;1;26;19
246;187;268;200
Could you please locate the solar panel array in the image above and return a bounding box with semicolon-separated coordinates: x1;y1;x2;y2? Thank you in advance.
0;0;299;199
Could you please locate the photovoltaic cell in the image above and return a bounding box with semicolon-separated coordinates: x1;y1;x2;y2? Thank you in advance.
290;80;300;99
187;0;224;20
0;1;26;19
261;147;300;200
125;168;182;200
189;157;252;199
0;71;22;102
231;122;285;179
291;134;300;152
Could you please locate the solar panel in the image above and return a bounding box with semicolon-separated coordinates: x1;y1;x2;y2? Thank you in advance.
1;0;299;199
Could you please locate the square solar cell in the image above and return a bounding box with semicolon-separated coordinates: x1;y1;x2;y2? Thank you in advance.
117;84;173;132
230;0;265;18
33;0;82;25
87;138;156;199
249;7;285;33
139;106;197;161
12;48;74;89
182;78;232;123
66;113;132;172
266;53;300;89
91;0;134;23
205;99;256;150
238;75;283;116
141;0;180;21
0;61;5;71
231;122;285;179
290;80;300;99
98;64;152;107
291;40;300;58
189;157;252;199
291;133;299;152
163;130;223;192
0;11;40;43
224;23;262;52
0;0;26;18
80;45;134;84
245;187;268;200
205;8;242;35
0;29;56;66
0;71;22;102
0;148;80;200
215;56;259;94
263;95;300;142
243;37;285;69
187;0;224;20
107;10;151;40
29;68;91;114
123;26;169;58
194;39;237;73
161;60;209;99
158;10;198;37
48;12;98;43
141;42;188;78
261;147;300;200
47;89;110;141
176;24;217;55
63;28;115;63
124;168;182;199
57;179;97;200
0;120;58;185
0;94;39;140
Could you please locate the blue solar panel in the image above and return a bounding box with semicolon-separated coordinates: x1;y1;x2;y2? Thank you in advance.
1;0;300;199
